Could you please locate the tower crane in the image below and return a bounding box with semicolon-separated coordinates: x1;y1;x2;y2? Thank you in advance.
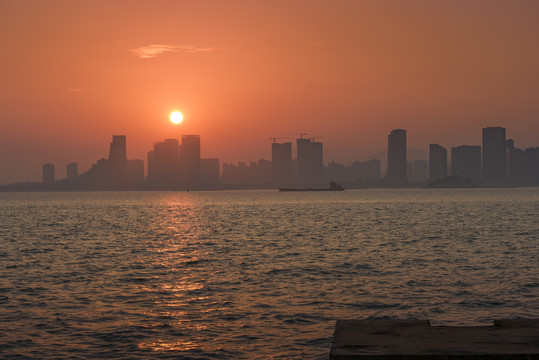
268;137;292;143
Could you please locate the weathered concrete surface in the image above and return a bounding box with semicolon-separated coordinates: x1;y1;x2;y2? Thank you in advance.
330;319;539;359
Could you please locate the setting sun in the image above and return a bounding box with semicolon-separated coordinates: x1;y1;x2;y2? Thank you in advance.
170;111;183;124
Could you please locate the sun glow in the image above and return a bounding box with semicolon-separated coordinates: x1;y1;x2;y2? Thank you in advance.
170;111;183;124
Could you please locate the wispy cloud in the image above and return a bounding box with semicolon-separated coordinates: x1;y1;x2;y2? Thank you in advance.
130;44;225;59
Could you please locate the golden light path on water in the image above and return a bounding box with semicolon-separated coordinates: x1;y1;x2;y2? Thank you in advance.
136;195;220;353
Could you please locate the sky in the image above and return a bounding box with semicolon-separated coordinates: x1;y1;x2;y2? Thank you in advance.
2;0;539;184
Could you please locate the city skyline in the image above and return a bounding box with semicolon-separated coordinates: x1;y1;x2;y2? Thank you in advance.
3;124;537;189
3;1;539;184
2;123;538;185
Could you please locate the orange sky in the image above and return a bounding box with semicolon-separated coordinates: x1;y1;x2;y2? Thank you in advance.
2;0;539;184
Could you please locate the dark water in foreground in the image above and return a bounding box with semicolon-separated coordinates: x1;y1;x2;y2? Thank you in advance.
1;188;538;359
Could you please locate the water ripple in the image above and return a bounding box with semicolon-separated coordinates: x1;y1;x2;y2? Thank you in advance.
0;188;538;358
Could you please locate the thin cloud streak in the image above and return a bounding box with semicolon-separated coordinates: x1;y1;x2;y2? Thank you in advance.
130;44;225;59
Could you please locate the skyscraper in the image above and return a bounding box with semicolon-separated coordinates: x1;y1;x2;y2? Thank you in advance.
407;161;414;182
451;145;481;184
387;129;407;184
429;144;447;180
482;127;506;183
365;159;381;180
296;138;311;184
413;159;428;182
66;162;78;179
201;158;220;184
66;135;143;188
108;135;127;180
271;142;292;185
147;139;180;186
42;163;55;184
127;159;144;182
296;137;323;184
526;147;539;184
506;140;527;184
181;135;201;186
109;135;126;163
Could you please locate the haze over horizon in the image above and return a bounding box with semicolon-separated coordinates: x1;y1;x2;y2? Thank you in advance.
2;0;539;184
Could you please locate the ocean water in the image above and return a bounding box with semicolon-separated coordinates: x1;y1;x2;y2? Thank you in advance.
1;188;538;359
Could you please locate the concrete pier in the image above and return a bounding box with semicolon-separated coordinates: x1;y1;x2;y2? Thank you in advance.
330;319;539;359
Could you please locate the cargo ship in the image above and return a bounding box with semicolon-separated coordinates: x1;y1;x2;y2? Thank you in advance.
279;181;344;192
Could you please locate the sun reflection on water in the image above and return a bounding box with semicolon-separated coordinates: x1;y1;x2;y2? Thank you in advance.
135;194;224;353
138;338;202;352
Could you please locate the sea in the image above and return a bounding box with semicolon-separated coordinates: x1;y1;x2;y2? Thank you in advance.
1;188;538;359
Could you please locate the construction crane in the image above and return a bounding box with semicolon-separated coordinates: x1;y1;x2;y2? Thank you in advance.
299;133;308;139
310;136;323;142
268;137;291;143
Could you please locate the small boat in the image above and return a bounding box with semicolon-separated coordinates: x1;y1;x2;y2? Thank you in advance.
279;181;345;192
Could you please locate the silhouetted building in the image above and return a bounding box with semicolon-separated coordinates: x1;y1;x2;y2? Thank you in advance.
181;135;201;186
451;145;481;184
407;161;414;182
362;159;381;180
387;129;407;184
349;159;381;181
43;163;55;184
326;159;381;184
66;162;78;179
413;159;428;182
271;142;292;185
482;127;506;183
222;159;271;184
296;137;323;184
127;159;144;182
525;147;539;184
108;135;127;180
429;144;447;180
147;139;180;186
201;158;220;185
73;135;143;187
271;142;292;184
506;140;527;184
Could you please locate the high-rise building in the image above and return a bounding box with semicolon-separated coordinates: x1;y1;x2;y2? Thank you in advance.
69;135;143;188
221;159;271;184
413;159;428;182
296;138;310;184
109;135;126;159
201;158;220;184
147;139;180;186
387;129;407;184
296;137;323;184
364;159;381;180
43;163;55;184
429;144;447;180
108;135;127;179
407;161;414;182
451;145;481;184
127;159;144;182
181;135;201;186
482;127;506;183
66;162;78;179
506;140;527;184
271;142;292;185
327;158;381;184
525;147;539;184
